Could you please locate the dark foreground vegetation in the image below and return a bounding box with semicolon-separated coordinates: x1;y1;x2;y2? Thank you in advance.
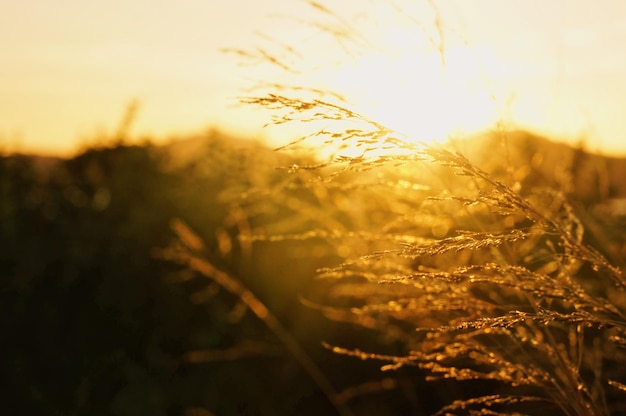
2;129;626;415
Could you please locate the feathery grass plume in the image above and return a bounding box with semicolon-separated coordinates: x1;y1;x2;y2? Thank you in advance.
229;1;626;414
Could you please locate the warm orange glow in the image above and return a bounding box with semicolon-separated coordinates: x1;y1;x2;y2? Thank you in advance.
325;46;501;148
3;1;626;156
256;2;505;156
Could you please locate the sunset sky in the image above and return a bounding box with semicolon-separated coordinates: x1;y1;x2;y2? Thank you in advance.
2;0;626;156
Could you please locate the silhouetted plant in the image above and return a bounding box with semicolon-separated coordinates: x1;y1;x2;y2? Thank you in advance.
227;1;626;414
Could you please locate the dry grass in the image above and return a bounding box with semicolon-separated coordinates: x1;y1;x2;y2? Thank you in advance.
189;2;626;414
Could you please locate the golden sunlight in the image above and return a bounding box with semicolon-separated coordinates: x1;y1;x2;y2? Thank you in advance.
273;1;505;156
238;0;626;157
329;46;501;147
5;0;626;155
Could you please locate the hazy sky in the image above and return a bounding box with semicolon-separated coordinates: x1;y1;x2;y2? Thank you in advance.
2;0;626;156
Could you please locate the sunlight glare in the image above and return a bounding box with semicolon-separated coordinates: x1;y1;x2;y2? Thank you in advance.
301;4;503;156
346;47;500;145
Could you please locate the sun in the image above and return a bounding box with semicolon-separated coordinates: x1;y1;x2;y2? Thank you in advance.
246;0;505;157
320;44;501;155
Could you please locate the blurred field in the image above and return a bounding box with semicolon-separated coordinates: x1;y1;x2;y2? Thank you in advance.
2;128;625;415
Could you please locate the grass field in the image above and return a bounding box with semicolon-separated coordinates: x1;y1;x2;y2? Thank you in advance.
2;126;625;415
4;1;626;415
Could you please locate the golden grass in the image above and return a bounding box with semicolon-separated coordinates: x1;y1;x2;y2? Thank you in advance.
188;2;626;414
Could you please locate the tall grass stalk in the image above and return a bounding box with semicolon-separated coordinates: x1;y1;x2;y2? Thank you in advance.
162;218;354;416
225;1;626;414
